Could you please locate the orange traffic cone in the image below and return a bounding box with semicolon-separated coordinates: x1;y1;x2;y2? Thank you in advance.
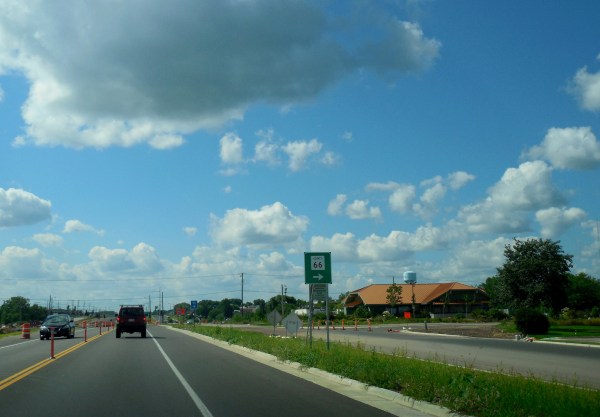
21;323;31;339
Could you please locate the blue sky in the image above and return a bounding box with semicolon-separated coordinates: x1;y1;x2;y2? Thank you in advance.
1;1;600;313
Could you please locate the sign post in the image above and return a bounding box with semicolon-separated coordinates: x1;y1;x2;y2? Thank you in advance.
304;252;332;349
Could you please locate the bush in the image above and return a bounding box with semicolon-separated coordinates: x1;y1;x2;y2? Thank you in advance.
487;308;509;321
514;309;550;335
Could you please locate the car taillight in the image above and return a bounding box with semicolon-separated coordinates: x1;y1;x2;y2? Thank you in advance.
116;317;121;323
143;316;147;323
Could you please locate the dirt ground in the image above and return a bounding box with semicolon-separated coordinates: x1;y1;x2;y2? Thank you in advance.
405;323;515;339
235;322;516;339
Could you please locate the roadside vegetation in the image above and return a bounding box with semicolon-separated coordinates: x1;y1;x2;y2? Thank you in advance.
179;324;600;417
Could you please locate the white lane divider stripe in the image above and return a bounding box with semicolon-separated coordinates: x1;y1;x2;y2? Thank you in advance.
149;330;214;417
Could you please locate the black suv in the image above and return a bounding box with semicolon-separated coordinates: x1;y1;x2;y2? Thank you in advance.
116;305;147;338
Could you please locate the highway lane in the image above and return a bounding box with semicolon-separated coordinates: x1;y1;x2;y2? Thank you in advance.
307;324;600;388
0;324;108;382
0;325;435;417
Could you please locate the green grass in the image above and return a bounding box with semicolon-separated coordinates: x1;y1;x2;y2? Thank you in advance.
497;321;600;339
179;324;600;417
0;331;21;339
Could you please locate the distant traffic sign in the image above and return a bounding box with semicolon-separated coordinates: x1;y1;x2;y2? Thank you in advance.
304;252;331;284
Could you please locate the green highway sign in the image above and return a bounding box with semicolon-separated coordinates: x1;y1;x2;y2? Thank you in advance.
304;252;332;284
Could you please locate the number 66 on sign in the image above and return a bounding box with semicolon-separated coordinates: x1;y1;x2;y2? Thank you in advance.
304;252;331;284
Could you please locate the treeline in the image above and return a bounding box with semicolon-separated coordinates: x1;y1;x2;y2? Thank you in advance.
0;296;48;325
481;238;600;318
173;294;312;322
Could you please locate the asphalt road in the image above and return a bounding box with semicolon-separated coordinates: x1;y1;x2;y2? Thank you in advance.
304;323;600;388
0;325;439;417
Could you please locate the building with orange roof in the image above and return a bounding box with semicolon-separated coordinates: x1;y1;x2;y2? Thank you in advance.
343;282;489;318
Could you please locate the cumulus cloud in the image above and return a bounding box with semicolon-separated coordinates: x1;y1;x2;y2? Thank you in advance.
62;219;105;235
327;194;381;220
0;1;439;149
210;202;309;247
327;194;347;216
345;199;382;220
389;184;416;213
88;242;163;273
0;188;52;227
458;161;565;234
536;207;586;238
569;59;600;111
282;139;323;171
32;233;63;247
183;227;197;237
0;246;50;278
219;132;244;165
448;171;476;190
218;130;336;173
254;140;280;166
525;127;600;170
310;233;358;261
89;247;134;271
310;224;450;264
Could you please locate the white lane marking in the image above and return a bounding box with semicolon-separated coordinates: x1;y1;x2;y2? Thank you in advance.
148;330;214;417
0;339;38;350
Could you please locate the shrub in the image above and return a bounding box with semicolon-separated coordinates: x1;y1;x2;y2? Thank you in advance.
487;308;509;321
514;309;550;335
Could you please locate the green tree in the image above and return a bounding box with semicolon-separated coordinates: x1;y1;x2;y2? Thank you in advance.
494;238;573;314
386;283;403;315
0;296;47;324
479;276;504;308
567;272;600;311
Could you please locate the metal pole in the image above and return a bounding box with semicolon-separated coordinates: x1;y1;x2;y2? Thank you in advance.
308;284;313;348
240;273;244;317
326;284;330;350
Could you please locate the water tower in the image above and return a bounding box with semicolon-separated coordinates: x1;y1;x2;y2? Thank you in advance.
403;271;417;316
403;271;417;284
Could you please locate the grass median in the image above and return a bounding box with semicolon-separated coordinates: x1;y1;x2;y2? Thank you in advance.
179;324;599;417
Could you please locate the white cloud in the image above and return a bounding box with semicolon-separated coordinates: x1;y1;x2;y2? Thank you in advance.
63;219;104;236
366;181;400;192
320;151;340;167
88;246;134;272
0;1;439;149
357;231;414;262
210;202;309;247
220;132;244;165
33;233;63;247
183;227;197;237
327;195;380;220
438;237;510;280
0;188;52;227
569;62;600;111
88;243;163;273
310;233;358;261
327;194;347;216
282;139;323;171
458;161;565;234
525;127;600;170
389;184;416;213
448;171;475;190
536;207;586;238
487;161;564;211
0;246;55;279
345;199;382;220
254;140;280;166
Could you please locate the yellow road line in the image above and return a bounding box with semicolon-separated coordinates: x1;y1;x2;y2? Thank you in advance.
0;331;109;391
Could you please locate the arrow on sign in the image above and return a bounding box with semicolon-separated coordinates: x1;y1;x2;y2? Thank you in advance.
313;274;323;281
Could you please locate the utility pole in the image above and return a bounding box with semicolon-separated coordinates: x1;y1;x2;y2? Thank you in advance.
281;284;287;321
240;273;244;316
